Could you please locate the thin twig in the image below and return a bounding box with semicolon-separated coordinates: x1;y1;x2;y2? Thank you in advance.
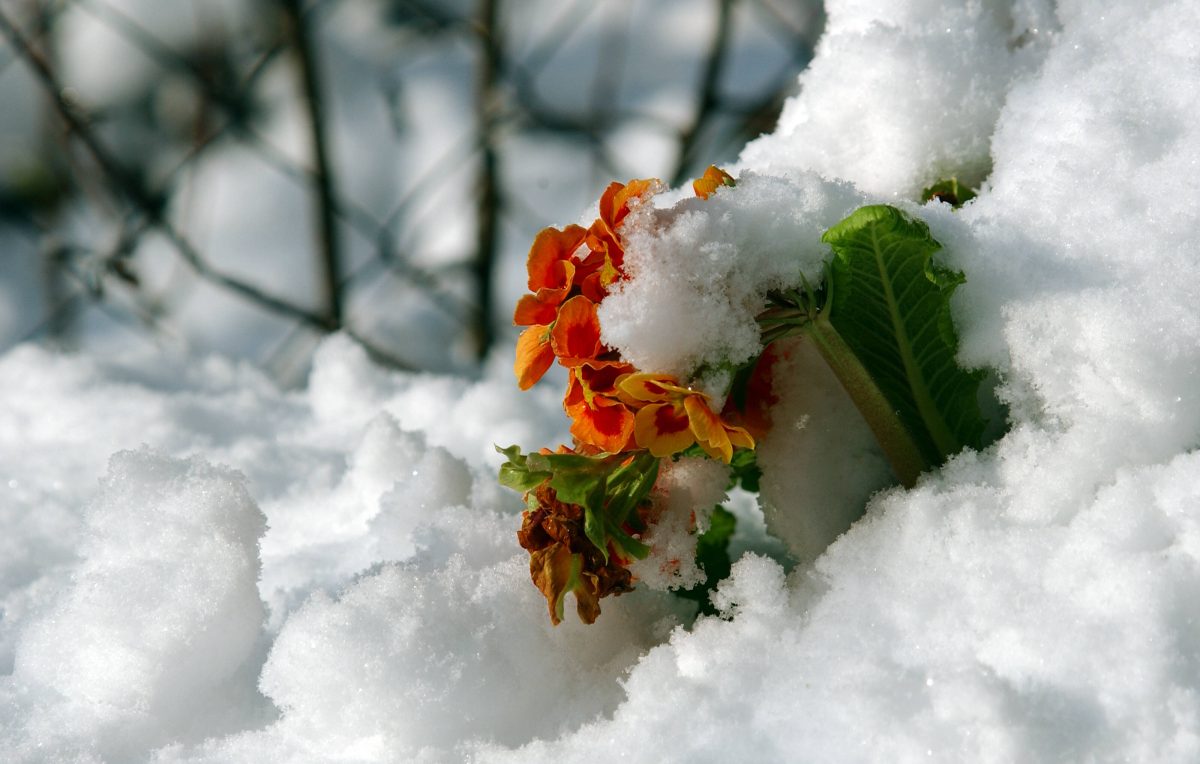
473;0;502;356
280;0;343;327
670;0;735;187
0;5;415;369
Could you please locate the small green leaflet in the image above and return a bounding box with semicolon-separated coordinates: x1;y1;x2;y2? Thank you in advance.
727;448;761;493
496;444;549;492
809;205;986;486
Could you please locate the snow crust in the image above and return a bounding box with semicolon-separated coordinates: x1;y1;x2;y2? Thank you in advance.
5;0;1200;761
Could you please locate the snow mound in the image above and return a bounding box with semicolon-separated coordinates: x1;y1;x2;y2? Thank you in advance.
5;450;267;761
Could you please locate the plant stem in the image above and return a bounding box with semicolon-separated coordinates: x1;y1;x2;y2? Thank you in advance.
757;292;930;488
803;314;928;487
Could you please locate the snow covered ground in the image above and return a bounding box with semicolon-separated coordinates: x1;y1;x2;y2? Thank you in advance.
5;0;1200;761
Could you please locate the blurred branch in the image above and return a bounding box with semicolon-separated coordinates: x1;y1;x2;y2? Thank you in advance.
0;4;416;369
72;0;472;333
72;0;273;123
473;0;502;356
280;0;344;328
2;0;821;373
670;0;735;186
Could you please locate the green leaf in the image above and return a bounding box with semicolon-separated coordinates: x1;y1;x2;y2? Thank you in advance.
605;453;659;527
815;205;985;486
728;448;761;493
605;519;651;560
674;506;737;615
496;444;550;492
920;178;976;208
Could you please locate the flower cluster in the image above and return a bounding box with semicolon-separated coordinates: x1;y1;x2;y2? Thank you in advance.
513;169;752;462
504;167;760;625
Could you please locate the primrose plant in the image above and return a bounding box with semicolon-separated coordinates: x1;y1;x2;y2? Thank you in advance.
499;167;989;625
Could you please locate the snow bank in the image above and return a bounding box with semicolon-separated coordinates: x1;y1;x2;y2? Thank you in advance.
4;0;1200;761
3;450;267;761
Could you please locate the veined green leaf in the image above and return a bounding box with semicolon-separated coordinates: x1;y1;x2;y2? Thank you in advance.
816;205;985;485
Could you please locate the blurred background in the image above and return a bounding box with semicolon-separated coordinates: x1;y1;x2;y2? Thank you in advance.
0;0;822;384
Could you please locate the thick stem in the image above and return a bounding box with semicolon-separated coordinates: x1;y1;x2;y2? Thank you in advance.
803;315;929;488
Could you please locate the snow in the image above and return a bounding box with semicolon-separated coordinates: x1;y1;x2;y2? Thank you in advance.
629;457;731;591
599;170;864;380
5;0;1200;760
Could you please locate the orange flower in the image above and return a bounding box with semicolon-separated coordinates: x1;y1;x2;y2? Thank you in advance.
692;165;735;199
619;373;754;462
514;224;587;327
549;295;603;364
564;360;637;453
513;179;662;390
582;178;658;297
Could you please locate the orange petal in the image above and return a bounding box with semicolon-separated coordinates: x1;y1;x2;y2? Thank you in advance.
684;394;732;463
720;344;780;438
598;178;657;237
513;294;559;327
633;402;695;457
532;259;576;305
693;165;735;199
576;359;636;396
515;324;555;390
550;295;601;362
619;373;690;403
726;424;755;451
570;396;635;453
579;270;607;304
527;225;586;292
612;178;656;227
595;182;625;238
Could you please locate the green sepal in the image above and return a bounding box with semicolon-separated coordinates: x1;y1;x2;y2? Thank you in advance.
724;355;760;415
606;518;652;561
728;448;761;492
604;453;659;527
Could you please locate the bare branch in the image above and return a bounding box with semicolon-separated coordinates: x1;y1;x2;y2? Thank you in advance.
280;0;344;327
0;5;416;369
473;0;502;357
670;0;735;187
